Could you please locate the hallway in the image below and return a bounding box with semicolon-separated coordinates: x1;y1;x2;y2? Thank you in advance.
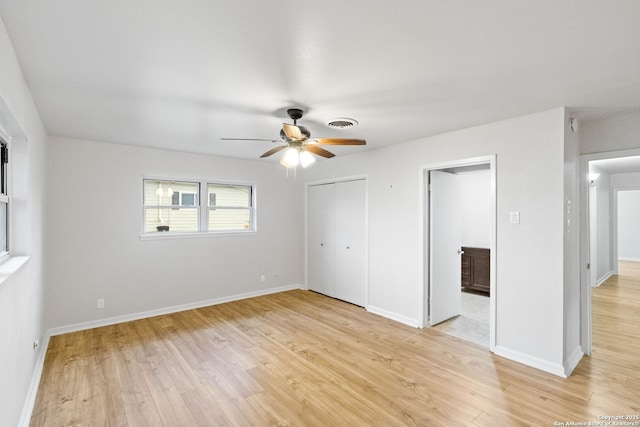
591;260;640;356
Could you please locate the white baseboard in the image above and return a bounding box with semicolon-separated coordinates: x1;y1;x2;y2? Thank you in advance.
367;305;421;328
18;332;51;427
48;284;304;337
595;271;613;287
564;346;583;377
494;345;567;378
618;257;640;262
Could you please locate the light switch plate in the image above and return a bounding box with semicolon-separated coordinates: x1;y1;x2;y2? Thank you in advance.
510;211;520;224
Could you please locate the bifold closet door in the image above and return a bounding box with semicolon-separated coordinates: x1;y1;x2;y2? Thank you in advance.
307;183;335;297
334;179;366;306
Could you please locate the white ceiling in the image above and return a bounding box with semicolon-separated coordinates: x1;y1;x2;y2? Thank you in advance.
1;1;639;161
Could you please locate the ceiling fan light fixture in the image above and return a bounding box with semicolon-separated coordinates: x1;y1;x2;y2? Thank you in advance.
299;150;316;168
280;147;300;168
326;118;358;129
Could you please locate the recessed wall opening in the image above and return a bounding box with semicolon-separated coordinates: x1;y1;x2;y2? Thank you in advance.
584;154;640;358
421;156;496;351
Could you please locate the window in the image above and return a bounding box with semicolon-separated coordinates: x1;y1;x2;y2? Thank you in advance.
0;140;8;256
207;184;253;231
171;191;197;207
142;178;254;235
143;180;200;233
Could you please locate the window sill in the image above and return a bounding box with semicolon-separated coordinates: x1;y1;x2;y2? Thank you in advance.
139;230;258;241
0;255;31;286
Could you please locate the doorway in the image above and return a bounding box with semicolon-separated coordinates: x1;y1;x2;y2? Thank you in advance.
421;155;496;351
581;149;640;354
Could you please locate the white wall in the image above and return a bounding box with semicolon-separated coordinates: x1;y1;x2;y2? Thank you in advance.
617;190;640;261
581;111;640;155
563;110;581;373
610;171;640;188
303;108;571;374
45;137;303;329
459;170;491;248
0;16;49;427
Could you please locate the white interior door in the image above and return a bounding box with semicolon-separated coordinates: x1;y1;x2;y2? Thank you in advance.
307;184;335;297
334;179;366;306
429;170;462;325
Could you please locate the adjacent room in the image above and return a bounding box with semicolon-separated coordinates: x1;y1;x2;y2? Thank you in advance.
1;1;640;426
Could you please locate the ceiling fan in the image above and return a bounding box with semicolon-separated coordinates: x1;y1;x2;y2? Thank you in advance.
221;108;366;167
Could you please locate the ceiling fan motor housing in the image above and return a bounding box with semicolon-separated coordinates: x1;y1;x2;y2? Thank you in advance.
287;108;304;121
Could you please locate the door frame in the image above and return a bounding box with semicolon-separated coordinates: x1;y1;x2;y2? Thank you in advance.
419;155;497;351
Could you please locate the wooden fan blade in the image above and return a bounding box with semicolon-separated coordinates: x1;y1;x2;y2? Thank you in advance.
305;145;335;158
221;138;278;142
314;138;366;145
260;145;287;158
282;123;303;140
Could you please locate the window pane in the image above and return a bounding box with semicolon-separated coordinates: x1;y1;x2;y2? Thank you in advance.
208;184;251;207
208;208;251;231
144;180;199;205
145;207;199;233
0;143;7;195
181;192;196;206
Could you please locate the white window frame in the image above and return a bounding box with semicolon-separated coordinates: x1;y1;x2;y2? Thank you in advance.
141;177;256;239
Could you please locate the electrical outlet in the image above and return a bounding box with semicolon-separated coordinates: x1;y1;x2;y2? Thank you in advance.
260;274;266;283
97;298;105;309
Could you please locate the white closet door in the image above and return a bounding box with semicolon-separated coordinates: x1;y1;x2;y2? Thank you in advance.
307;184;335;297
334;179;366;306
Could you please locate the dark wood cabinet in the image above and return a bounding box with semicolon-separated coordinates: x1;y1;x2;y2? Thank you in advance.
461;247;490;294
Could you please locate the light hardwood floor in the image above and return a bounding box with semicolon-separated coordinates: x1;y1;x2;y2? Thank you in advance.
31;268;640;426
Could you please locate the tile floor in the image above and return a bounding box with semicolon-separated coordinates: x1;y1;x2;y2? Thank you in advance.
432;291;490;347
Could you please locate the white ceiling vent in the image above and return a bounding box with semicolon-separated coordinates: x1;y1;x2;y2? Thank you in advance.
326;118;358;129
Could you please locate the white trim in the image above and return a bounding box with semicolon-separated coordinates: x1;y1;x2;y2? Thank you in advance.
493;345;567;378
618;257;640;262
48;284;303;337
595;271;613;287
18;333;51;427
0;255;30;286
564;346;584;378
366;305;421;328
140;230;258;241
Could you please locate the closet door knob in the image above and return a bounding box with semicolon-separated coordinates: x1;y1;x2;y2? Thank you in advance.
346;246;350;249
320;243;324;246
